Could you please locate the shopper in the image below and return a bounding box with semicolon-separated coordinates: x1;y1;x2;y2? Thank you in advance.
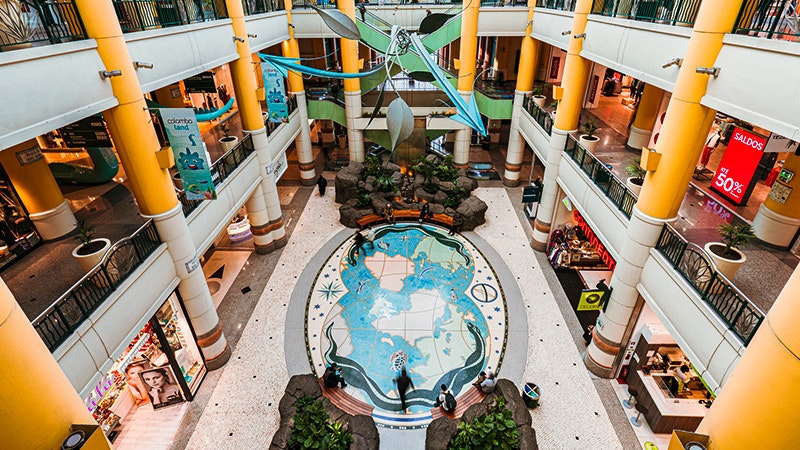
479;370;497;393
323;362;347;389
434;384;457;413
364;227;376;249
394;367;414;413
316;174;328;196
449;213;463;235
357;0;366;21
383;203;396;225
419;201;431;223
353;230;366;256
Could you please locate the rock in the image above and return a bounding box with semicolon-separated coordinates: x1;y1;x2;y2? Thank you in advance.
269;423;293;449
496;379;532;427
349;414;380;450
384;161;401;173
457;168;468;178
339;205;362;229
370;195;391;215
455;176;477;192
439;181;454;193
431;204;445;215
335;167;362;203
285;374;322;401
415;188;436;203
460;402;488;423
425;417;458;450
456;197;488;231
433;190;447;204
518;425;538;450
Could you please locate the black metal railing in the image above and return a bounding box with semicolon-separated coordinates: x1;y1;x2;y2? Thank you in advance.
563;134;637;218
0;0;87;51
734;0;799;41
112;0;228;33
32;220;162;351
521;95;553;135
655;225;765;345
243;0;285;15
177;133;256;216
591;0;701;27
536;0;578;12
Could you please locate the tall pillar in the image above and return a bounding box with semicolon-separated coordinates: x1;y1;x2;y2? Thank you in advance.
0;280;111;449
227;0;287;253
75;0;230;368
625;83;664;150
453;0;480;167
690;264;800;449
753;152;800;247
283;0;316;186
503;0;539;187
0;139;76;239
530;0;592;252
585;0;744;377
338;0;364;162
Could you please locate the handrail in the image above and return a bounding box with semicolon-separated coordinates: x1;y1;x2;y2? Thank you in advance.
112;0;228;33
563;134;637;218
734;0;799;41
654;224;765;345
536;0;578;12
243;0;286;15
590;0;700;27
32;220;162;351
0;0;87;52
521;95;553;135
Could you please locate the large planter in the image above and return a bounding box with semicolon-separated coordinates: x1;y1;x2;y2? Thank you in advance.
219;136;239;152
704;242;746;280
626;177;643;195
337;133;347;149
172;172;183;190
72;238;111;273
579;134;600;153
532;95;546;108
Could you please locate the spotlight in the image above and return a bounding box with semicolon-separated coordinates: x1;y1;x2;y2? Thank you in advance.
99;70;122;79
573;33;586;39
247;33;257;38
133;61;154;69
233;36;245;43
661;58;683;69
561;30;571;36
696;66;721;77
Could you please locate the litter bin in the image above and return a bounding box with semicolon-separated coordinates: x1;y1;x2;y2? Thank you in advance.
523;382;540;408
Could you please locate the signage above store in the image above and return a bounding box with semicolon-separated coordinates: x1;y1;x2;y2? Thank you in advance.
764;133;799;154
710;127;766;205
184;71;216;93
577;289;606;311
61;117;113;148
15;144;43;166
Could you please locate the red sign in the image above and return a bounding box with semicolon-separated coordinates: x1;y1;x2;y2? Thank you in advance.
549;56;561;79
710;127;766;205
573;210;616;271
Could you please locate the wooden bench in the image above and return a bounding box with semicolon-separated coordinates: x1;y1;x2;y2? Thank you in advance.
356;210;454;228
318;378;374;417
430;386;487;420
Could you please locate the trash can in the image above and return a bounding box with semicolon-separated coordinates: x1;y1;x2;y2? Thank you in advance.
523;382;540;408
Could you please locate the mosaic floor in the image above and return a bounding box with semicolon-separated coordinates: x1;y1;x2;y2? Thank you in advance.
305;223;507;428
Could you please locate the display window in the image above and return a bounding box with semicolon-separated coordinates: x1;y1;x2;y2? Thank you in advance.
547;210;615;271
0;165;41;272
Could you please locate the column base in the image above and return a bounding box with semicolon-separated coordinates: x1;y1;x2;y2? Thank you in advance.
626;125;651;150
28;199;76;240
753;203;800;248
583;349;615;378
300;177;317;187
254;234;288;254
503;177;521;188
205;343;232;370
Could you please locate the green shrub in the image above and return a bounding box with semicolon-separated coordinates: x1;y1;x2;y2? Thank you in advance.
374;176;396;193
443;183;466;209
434;156;459;183
289;396;353;450
364;154;382;178
449;396;519;450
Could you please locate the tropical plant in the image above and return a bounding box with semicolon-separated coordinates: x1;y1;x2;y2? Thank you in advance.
364;154;382;178
219;122;232;138
443;182;466;209
531;82;549;97
549;100;559;109
288;396;353;450
374;175;396;193
625;158;646;184
74;220;96;247
414;156;438;188
434;155;458;183
582;119;599;138
449;396;519;450
717;223;756;256
0;0;36;45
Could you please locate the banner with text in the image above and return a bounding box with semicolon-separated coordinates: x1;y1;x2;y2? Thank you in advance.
160;108;217;201
262;63;289;123
710;127;765;205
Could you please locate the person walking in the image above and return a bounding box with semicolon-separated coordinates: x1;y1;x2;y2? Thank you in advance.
353;230;366;256
357;0;366;21
316;174;328;196
364;227;376;249
394;367;414;413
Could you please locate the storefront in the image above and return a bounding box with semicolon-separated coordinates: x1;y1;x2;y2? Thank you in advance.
84;291;206;442
0;165;41;272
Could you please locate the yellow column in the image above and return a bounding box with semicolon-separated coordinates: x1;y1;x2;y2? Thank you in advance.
530;0;592;251
283;0;316;185
75;0;230;368
453;0;481;167
0;139;76;239
692;263;800;449
503;0;539;186
585;0;745;377
0;280;111;449
626;83;664;150
753;152;800;246
339;0;364;162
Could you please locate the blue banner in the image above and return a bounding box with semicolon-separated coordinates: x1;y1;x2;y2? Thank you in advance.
262;63;289;123
159;108;217;201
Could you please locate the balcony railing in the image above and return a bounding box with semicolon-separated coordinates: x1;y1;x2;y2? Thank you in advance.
563;134;637;218
112;0;228;33
536;0;578;12
655;225;765;345
734;0;799;41
521;95;553;135
32;220;162;352
591;0;701;26
178;132;256;216
0;0;87;52
243;0;285;15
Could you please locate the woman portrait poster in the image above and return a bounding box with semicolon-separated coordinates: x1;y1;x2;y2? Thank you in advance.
139;366;184;409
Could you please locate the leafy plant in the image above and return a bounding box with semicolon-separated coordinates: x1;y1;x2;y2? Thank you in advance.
414;156;438;188
374;175;396;193
219;122;232;138
443;183;466;209
582;119;598;138
434;155;459;183
288;396;353;450
449;396;519;450
549;100;559;109
625;158;646;184
74;220;96;247
531;83;549;97
364;154;382;178
718;223;756;255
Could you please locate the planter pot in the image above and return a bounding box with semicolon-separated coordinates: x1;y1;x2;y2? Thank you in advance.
72;238;111;273
262;111;269;123
532;95;546;108
219;136;239;152
626;177;643;195
704;242;746;280
337;134;347;149
172;172;183;190
579;134;600;153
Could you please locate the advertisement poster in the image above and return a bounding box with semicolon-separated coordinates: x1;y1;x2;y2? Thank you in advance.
160;108;217;201
710;127;766;205
139;366;185;410
577;289;606;311
262;63;289;123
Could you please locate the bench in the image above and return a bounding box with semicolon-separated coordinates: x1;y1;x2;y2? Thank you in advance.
430;386;487;420
356;210;454;228
318;378;374;416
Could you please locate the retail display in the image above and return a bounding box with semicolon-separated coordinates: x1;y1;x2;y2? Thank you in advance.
0;173;40;271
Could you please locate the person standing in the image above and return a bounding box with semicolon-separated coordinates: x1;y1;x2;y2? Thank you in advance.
383;203;395;224
394;367;414;413
316;174;328;196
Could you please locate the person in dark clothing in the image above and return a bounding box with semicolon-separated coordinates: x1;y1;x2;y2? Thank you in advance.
323;363;346;388
357;1;366;21
449;213;463;235
353;230;366;256
316;174;328;196
394;367;414;413
418;201;431;223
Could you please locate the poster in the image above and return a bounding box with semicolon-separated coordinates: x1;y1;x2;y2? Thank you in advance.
577;289;606;311
160;108;217;201
710;127;766;205
262;63;289;123
139;366;185;410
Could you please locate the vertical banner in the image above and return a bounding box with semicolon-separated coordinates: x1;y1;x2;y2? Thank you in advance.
711;127;766;205
160;108;217;201
262;63;289;123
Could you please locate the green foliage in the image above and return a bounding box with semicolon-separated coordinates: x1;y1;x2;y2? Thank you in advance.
74;220;96;246
356;193;371;208
414;156;438;186
718;223;756;253
531;83;549;97
289;396;353;450
443;183;466;209
219;122;232;138
449;397;519;450
364;154;382;178
625;158;646;182
434;156;459;183
374;176;397;193
582;119;598;138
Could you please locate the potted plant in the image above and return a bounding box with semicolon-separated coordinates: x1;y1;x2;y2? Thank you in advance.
531;83;549;108
625;157;646;195
71;220;111;273
0;0;37;51
704;223;756;280
579;119;600;152
218;122;238;151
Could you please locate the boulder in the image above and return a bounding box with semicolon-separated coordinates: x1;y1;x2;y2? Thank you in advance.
415;188;436;203
456;197;488;231
424;417;458;450
335;166;362;203
439;181;454;193
455;176;477;192
460;402;488;423
518;425;539;450
496;379;531;427
433;190;447;204
350;414;380;450
430;204;446;215
383;161;401;173
339;205;363;229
